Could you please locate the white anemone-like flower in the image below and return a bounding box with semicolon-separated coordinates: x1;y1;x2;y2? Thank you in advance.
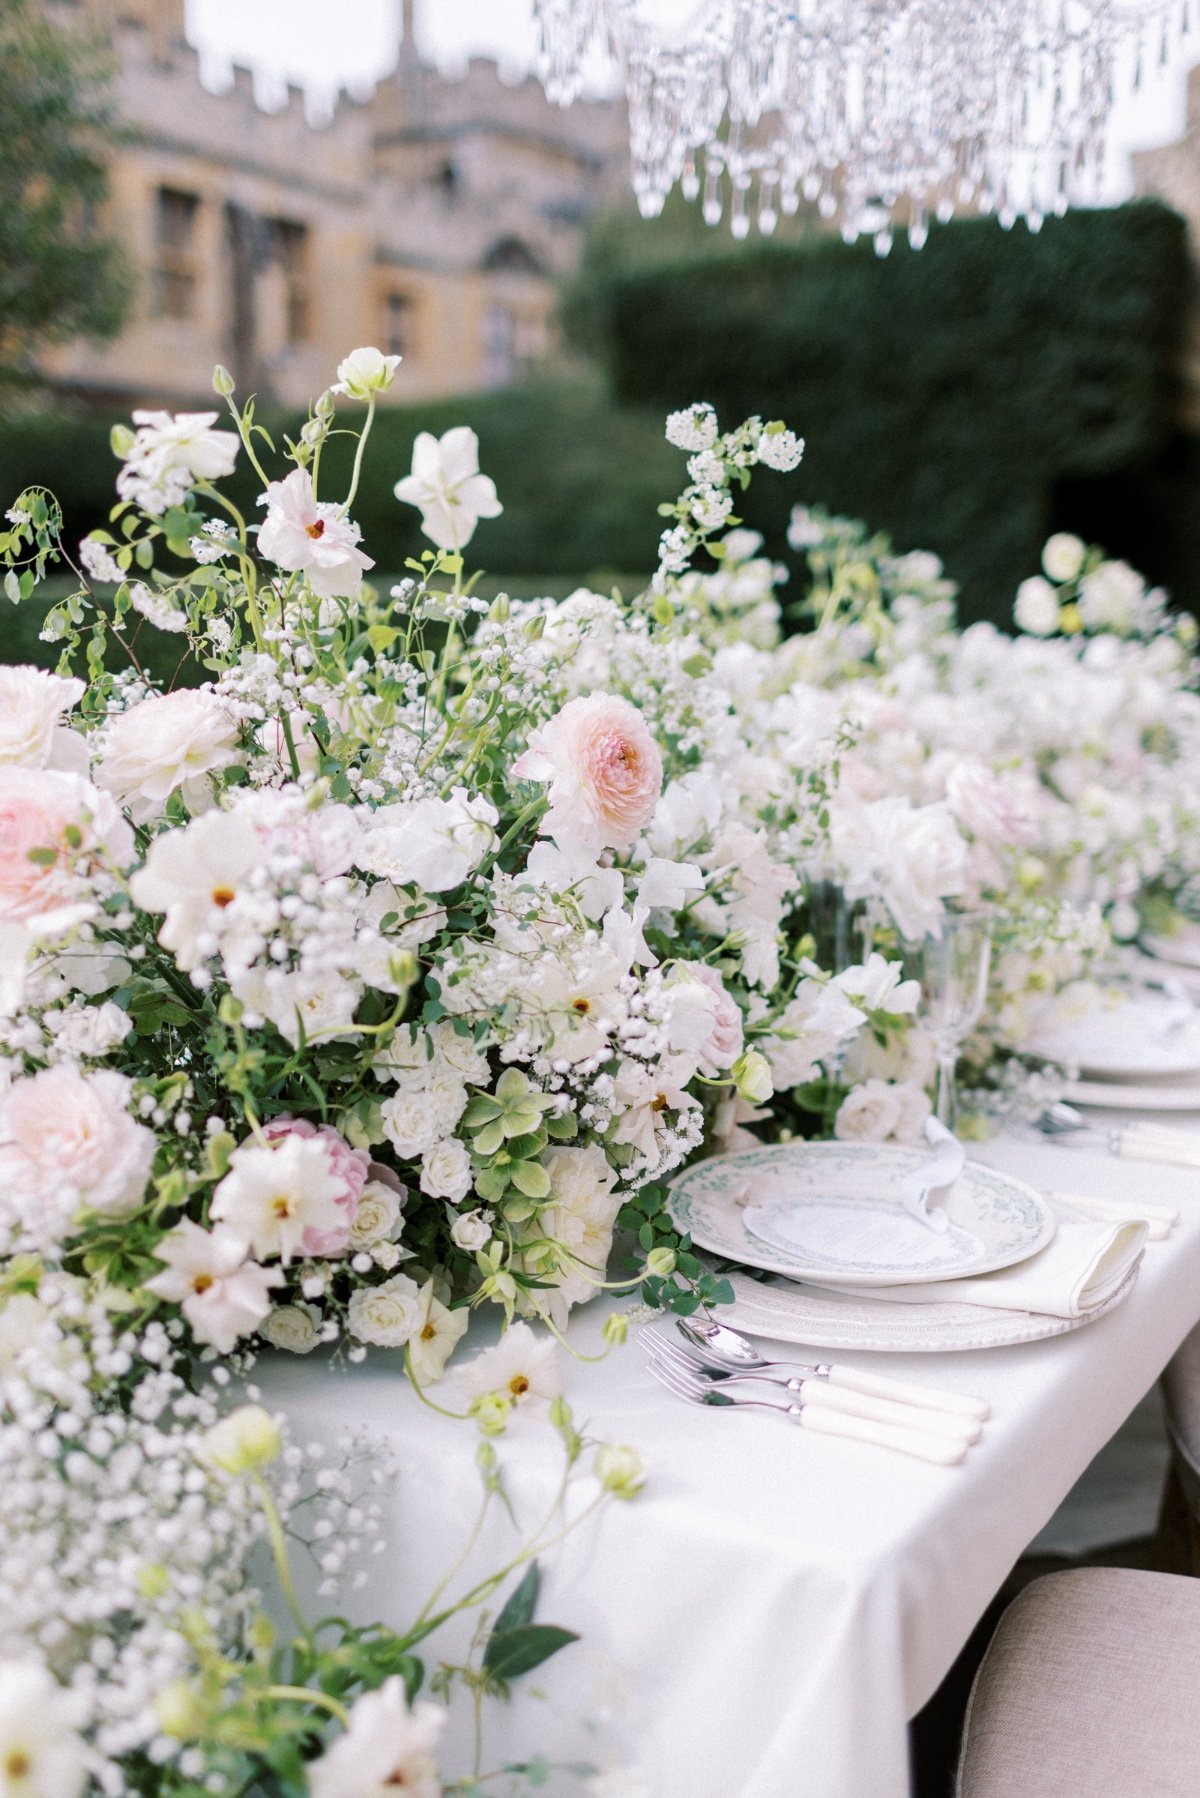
257;468;375;598
210;1136;347;1265
407;1280;469;1383
393;425;502;551
307;1680;445;1798
456;1319;560;1411
0;1660;90;1798
144;1219;281;1353
129;807;261;971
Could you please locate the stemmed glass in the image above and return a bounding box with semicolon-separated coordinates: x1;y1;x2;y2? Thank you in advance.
906;911;993;1131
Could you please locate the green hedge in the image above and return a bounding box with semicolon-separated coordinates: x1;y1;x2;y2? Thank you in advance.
572;201;1192;622
0;378;680;590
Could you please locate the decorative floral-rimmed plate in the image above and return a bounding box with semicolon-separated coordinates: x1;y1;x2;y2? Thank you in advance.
667;1142;1054;1287
1027;995;1200;1082
704;1259;1140;1353
1064;1077;1200;1113
1142;924;1200;972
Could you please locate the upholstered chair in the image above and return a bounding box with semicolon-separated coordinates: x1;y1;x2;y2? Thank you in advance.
1158;1323;1200;1575
955;1568;1200;1796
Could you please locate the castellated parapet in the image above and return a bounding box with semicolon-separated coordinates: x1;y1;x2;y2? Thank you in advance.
41;0;626;410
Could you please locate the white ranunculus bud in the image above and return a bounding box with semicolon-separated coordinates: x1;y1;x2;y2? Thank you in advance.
594;1443;646;1500
334;346;401;400
202;1404;283;1474
1041;532;1086;583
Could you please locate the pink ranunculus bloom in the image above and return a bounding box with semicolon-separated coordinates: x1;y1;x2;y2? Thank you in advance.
0;766;135;931
512;692;663;854
262;1117;371;1257
257;468;374;599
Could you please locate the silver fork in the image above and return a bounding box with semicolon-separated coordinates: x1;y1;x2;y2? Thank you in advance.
640;1328;981;1444
675;1316;991;1420
644;1356;969;1465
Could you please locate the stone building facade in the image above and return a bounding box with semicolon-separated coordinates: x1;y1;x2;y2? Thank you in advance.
41;0;626;410
1134;67;1200;429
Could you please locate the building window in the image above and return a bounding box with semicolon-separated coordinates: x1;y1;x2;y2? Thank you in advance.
266;219;310;345
385;292;415;360
482;306;516;387
154;186;199;319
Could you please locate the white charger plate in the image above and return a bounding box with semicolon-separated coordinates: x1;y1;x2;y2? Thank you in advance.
667;1141;1054;1287
1142;925;1200;971
1065;1076;1200;1113
1027;995;1200;1083
709;1260;1140;1353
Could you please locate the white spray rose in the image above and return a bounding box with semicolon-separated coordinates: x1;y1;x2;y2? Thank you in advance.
95;688;240;823
0;666;85;768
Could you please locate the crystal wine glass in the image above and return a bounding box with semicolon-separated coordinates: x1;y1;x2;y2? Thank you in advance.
907;911;993;1131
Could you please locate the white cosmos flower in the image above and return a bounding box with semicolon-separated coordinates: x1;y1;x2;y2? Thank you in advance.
408;1279;469;1383
257;468;375;598
129;807;261;970
0;1660;90;1798
0;666;84;768
94;687;240;824
456;1319;560;1411
144;1219;281;1353
307;1679;445;1798
210;1136;347;1265
394;425;502;551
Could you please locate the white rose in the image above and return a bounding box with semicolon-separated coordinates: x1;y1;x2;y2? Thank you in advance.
1041;533;1086;582
95;688;240;824
0;666;85;768
890;1080;933;1144
420;1138;473;1202
1014;575;1060;636
380;1089;442;1159
348;1178;404;1248
834;1079;904;1142
260;1302;323;1354
430;1019;491;1083
46;999;133;1058
450;1209;492;1252
347;1272;422;1347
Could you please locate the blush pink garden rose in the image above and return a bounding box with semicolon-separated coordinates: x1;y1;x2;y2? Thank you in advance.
0;1066;156;1246
262;1117;371;1257
0;767;134;932
513;692;663;855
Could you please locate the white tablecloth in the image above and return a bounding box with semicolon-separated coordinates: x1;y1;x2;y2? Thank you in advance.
255;1126;1200;1798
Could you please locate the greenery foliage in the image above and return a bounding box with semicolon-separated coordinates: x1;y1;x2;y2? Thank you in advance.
566;201;1192;621
0;0;131;384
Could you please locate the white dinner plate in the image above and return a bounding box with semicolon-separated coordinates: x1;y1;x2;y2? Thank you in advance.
667;1141;1054;1287
1141;924;1200;971
706;1259;1140;1353
1027;995;1200;1083
1064;1076;1200;1113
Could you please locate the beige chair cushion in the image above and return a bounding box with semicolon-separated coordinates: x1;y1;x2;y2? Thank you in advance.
1163;1323;1200;1505
956;1568;1200;1797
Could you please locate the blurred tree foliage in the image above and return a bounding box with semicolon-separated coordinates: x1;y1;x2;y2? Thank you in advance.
0;0;132;387
563;199;1192;622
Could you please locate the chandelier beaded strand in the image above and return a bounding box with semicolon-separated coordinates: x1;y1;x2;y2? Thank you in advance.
532;0;1192;250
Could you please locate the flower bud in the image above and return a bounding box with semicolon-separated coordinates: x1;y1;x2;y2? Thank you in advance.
334;347;401;400
733;1049;774;1104
155;1680;206;1740
645;1246;676;1279
470;1392;511;1437
137;1562;171;1601
110;424;136;459
594;1442;646;1501
1057;601;1084;635
212;364;235;397
201;1404;282;1475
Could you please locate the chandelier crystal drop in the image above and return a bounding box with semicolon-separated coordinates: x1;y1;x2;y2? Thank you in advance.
532;0;1192;250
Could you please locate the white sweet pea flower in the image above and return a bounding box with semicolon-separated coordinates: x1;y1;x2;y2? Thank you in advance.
832;952;920;1016
357;789;498;892
333;345;401;399
307;1679;445;1798
144;1219;281;1353
393;425;502;551
257;467;375;598
637;855;706;914
0;1660;90;1798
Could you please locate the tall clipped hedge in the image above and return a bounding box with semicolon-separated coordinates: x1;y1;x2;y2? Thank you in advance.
575;201;1192;622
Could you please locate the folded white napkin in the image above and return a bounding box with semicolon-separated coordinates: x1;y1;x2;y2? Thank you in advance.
1050;1189;1178;1242
820;1206;1148;1319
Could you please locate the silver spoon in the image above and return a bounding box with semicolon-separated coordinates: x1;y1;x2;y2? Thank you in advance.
676;1316;990;1419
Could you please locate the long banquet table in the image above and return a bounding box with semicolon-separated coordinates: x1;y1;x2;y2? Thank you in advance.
256;1123;1200;1798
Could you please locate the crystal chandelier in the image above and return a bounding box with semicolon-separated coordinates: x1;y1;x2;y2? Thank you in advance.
532;0;1191;249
